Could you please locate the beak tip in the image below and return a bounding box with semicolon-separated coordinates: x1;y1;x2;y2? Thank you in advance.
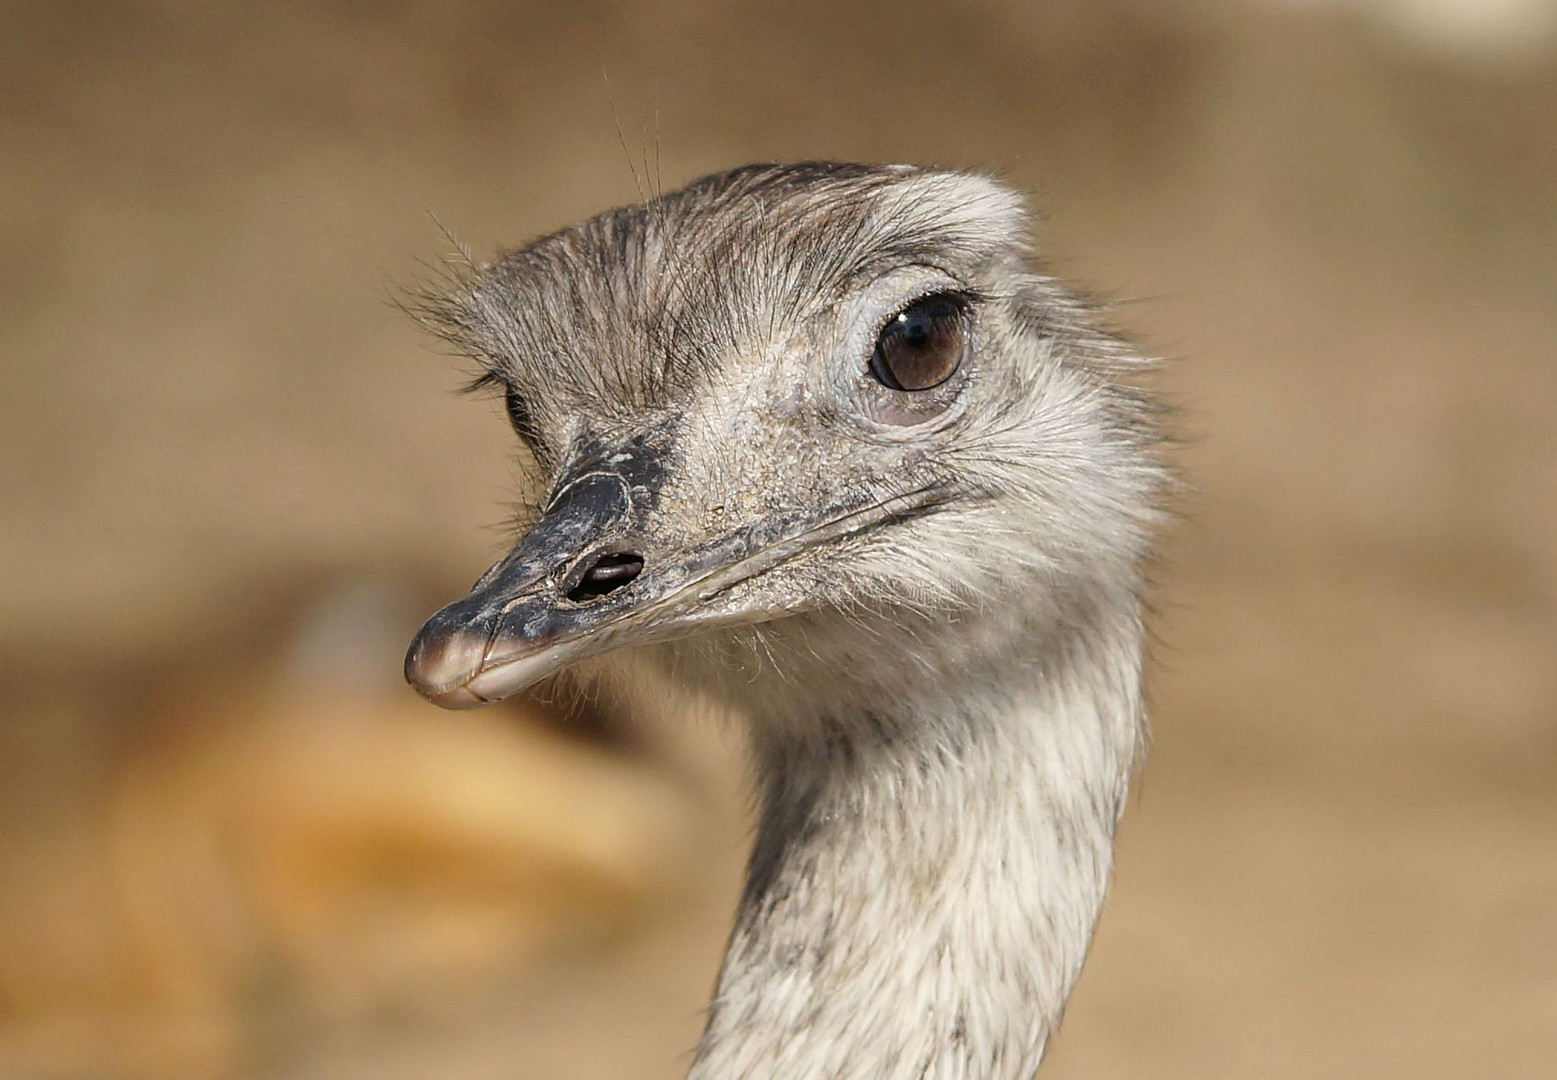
404;615;494;709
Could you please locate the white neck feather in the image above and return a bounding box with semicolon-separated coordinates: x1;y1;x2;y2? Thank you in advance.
685;600;1144;1080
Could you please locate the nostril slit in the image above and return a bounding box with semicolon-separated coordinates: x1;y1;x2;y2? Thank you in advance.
567;552;644;602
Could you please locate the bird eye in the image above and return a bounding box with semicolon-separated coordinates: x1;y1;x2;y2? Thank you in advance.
868;293;967;392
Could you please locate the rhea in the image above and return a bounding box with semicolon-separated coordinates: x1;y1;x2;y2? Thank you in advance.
405;163;1166;1079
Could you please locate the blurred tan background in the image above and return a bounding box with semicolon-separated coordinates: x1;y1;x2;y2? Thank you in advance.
3;1;1555;1077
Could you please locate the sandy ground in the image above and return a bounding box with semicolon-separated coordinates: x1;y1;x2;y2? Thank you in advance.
2;2;1554;1077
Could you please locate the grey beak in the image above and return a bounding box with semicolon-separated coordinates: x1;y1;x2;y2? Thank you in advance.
406;447;662;708
406;433;951;710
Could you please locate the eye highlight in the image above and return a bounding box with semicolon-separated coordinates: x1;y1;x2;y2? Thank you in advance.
868;293;968;392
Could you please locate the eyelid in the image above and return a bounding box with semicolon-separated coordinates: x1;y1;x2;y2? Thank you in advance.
870;287;977;345
868;289;975;361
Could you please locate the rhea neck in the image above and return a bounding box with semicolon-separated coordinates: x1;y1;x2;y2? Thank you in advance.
684;589;1144;1080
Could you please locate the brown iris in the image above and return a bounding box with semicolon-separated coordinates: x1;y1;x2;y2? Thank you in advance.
868;293;967;391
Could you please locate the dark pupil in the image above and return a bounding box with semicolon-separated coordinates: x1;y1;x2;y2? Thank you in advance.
869;294;965;392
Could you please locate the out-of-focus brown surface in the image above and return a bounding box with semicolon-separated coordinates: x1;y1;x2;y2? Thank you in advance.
3;1;1554;1077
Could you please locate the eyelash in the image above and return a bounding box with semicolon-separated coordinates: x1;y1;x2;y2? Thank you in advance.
503;385;535;438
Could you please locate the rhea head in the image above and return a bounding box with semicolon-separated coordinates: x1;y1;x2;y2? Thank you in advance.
404;162;1160;725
